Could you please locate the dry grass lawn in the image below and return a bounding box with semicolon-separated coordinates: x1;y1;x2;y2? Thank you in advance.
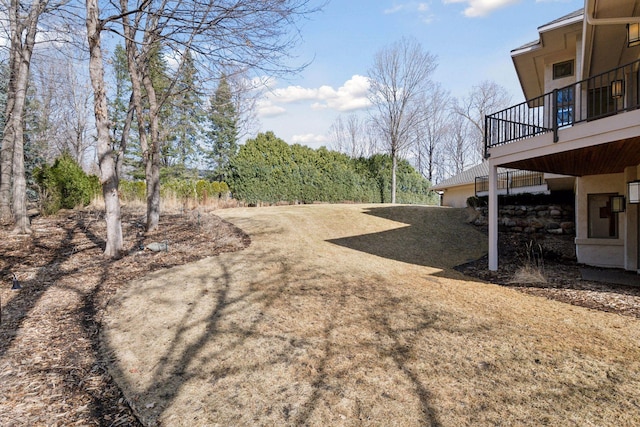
102;204;640;426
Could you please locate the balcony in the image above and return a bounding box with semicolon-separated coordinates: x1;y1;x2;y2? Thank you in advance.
475;170;545;196
485;58;640;156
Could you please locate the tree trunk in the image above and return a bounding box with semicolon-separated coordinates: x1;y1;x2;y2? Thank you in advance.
120;7;160;231
1;0;47;232
391;149;397;204
0;0;21;222
0;114;15;222
11;117;30;233
86;0;123;257
142;70;161;231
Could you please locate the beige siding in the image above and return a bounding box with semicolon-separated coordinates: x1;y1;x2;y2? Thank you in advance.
441;184;475;208
575;173;626;268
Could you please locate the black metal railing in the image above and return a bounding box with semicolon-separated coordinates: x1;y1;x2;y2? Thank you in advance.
485;58;640;155
475;170;545;194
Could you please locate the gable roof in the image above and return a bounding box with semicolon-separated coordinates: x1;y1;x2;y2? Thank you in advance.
511;8;584;53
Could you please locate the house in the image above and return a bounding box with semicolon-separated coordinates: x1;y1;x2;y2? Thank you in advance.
485;1;640;272
431;162;574;208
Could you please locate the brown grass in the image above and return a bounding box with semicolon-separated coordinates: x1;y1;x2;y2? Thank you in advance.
510;265;547;284
102;204;640;426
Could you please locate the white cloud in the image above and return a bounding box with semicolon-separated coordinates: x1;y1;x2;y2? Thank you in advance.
257;99;287;117
384;4;406;14
384;2;433;22
443;0;520;17
291;133;329;144
264;75;372;114
271;85;319;103
314;75;372;111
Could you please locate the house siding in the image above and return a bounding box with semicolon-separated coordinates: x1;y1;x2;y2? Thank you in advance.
441;184;475;208
575;173;626;268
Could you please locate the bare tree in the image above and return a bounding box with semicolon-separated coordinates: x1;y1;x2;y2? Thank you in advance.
329;114;369;158
0;0;51;232
86;0;123;256
59;61;94;164
118;0;324;231
454;80;511;163
443;112;474;178
412;83;449;182
227;72;260;143
368;37;437;203
28;56;95;165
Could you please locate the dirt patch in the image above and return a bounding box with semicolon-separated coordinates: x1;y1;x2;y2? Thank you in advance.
0;208;249;426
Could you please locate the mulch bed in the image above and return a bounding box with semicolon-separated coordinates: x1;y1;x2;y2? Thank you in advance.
0;210;637;425
455;232;640;319
0;208;249;426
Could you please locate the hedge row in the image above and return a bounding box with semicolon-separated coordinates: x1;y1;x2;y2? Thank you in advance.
119;179;229;202
228;132;437;205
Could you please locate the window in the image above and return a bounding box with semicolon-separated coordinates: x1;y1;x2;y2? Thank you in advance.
556;87;574;127
553;60;574;79
587;85;616;119
588;193;619;238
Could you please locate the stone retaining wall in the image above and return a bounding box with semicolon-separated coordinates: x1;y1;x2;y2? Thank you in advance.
470;204;575;235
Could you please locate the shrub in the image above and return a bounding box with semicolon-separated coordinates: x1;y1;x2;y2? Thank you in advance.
120;180;146;201
34;153;99;215
467;196;485;208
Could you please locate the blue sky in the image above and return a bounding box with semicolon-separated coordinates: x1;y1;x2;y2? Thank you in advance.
256;0;583;148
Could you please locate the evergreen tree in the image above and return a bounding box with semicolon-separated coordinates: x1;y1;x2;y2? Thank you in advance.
108;44;136;179
207;74;239;179
163;49;204;178
146;45;174;170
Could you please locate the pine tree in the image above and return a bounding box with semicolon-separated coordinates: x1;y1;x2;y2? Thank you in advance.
162;49;204;178
207;74;239;180
108;44;135;179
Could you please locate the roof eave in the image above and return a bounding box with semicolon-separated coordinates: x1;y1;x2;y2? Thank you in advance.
538;13;584;34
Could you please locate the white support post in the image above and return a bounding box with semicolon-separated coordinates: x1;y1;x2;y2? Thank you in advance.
488;162;499;271
624;166;638;271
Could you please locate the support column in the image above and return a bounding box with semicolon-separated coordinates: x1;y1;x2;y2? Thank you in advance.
488;161;499;271
624;166;638;271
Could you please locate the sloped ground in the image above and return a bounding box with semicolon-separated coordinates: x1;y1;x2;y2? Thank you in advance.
102;204;640;426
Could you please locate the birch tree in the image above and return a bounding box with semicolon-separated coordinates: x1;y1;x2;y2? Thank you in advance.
368;37;437;203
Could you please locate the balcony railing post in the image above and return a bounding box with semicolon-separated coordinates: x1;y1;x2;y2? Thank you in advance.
484;115;490;158
484;58;640;150
552;88;559;143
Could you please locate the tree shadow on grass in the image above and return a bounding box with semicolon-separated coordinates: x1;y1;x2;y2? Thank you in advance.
327;205;487;271
0;209;249;425
103;249;452;426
